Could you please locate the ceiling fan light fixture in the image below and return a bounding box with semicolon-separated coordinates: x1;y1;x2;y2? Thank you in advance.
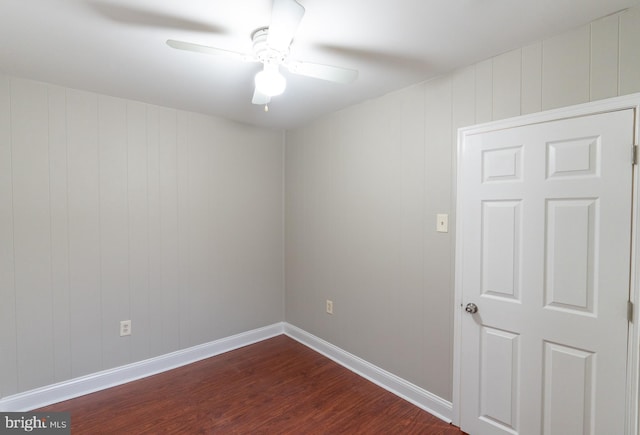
255;64;286;97
166;0;358;107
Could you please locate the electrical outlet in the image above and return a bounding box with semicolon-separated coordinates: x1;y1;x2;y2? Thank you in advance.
326;300;334;315
120;320;131;337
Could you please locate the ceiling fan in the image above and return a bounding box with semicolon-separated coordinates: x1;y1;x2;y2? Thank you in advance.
166;0;358;109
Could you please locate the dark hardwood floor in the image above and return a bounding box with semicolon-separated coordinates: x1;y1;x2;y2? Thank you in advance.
38;335;465;434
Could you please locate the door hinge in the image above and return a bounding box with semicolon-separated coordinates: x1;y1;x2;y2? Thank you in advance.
634;145;639;166
629;301;634;323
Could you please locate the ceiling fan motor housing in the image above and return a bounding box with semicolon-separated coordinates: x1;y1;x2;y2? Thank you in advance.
252;27;288;65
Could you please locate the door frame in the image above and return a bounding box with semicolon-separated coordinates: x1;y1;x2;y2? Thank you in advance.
452;93;640;434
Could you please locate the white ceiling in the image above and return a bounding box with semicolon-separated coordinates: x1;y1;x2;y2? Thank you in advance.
0;0;638;129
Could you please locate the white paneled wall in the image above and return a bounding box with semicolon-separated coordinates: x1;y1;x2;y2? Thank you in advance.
542;25;591;109
521;42;543;114
285;7;640;402
591;14;619;100
0;76;284;398
620;7;640;95
0;76;16;396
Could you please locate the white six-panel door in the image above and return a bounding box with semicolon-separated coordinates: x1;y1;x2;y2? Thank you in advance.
457;109;634;435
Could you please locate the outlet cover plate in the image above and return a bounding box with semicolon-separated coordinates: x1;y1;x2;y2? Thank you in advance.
120;320;131;337
326;300;334;314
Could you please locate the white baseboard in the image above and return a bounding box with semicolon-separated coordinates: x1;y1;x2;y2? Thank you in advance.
1;321;453;424
283;323;453;423
0;322;285;412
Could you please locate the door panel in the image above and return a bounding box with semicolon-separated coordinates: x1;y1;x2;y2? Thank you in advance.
546;136;599;178
480;326;520;432
481;201;522;300
545;198;596;314
543;341;595;435
459;109;634;435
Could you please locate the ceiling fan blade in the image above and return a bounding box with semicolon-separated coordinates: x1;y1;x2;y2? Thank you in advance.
267;0;305;52
166;39;256;62
252;88;271;105
286;61;358;84
87;2;226;34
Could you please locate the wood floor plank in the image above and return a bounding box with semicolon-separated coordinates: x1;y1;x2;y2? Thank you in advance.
38;335;465;434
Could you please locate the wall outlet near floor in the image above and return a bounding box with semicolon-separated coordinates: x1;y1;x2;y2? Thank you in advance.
326;300;334;315
120;320;131;337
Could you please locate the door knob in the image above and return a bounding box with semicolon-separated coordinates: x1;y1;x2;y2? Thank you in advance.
465;303;478;314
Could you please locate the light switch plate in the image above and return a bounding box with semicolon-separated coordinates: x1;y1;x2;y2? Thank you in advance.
436;214;449;233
